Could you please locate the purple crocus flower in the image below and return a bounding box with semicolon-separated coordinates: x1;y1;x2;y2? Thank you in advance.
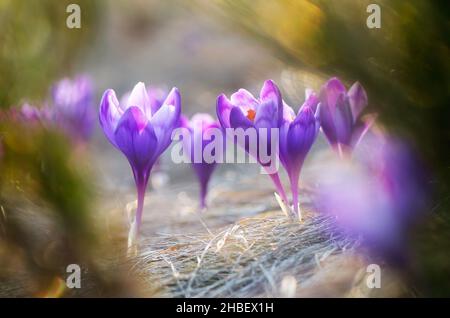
280;90;320;219
180;113;222;209
319;77;375;157
121;86;169;174
315;133;429;266
52;75;95;143
216;80;288;204
99;82;181;237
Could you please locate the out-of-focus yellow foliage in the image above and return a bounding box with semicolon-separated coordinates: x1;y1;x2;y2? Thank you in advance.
236;0;325;66
0;0;99;108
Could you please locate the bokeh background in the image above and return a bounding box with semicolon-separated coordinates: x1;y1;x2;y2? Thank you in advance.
0;0;449;297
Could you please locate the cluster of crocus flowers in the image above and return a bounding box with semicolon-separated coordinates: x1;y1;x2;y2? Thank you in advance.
216;80;322;220
180;114;222;210
99;82;181;243
98;76;375;240
319;77;375;158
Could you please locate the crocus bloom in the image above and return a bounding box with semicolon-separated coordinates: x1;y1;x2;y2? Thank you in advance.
319;77;375;157
216;80;288;204
280;90;320;220
180;113;222;209
121;86;169;174
52;75;95;143
99;82;181;238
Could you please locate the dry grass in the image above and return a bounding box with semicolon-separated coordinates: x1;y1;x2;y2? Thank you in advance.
129;210;363;297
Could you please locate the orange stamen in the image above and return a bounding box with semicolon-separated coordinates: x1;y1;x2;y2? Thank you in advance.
246;109;256;121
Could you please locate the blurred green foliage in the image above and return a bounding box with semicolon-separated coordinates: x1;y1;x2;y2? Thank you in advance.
0;1;132;296
0;122;93;294
0;121;133;296
0;0;99;108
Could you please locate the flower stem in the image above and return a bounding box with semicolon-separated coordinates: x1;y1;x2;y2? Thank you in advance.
289;168;302;221
132;169;150;236
199;180;208;210
268;172;288;204
135;178;146;234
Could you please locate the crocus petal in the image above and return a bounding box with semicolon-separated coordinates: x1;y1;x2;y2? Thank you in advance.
319;101;337;146
282;102;295;123
51;78;73;112
279;120;290;168
229;106;259;160
150;87;181;156
259;80;283;126
99;89;123;147
216;94;234;128
114;106;158;171
280;93;319;170
230;89;258;111
314;103;321;132
191;115;219;156
51;75;95;142
147;86;167;114
300;91;319;114
190;114;215;152
254;99;279;129
229;106;253;130
348;81;368;122
287;106;317;162
162;87;181;111
126;82;152;117
334;94;354;145
320;77;346;111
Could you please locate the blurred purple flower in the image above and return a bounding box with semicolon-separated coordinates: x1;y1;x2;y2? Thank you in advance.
52;75;95;143
216;80;288;204
180;113;222;209
315;133;429;265
280;90;320;219
20;103;52;123
319;77;375;157
20;103;41;122
99;82;181;235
